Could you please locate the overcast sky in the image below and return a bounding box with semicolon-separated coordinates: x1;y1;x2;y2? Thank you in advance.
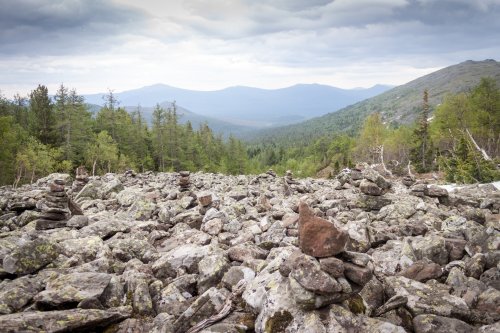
1;0;499;98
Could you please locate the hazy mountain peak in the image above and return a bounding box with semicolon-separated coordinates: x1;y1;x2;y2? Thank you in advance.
83;82;392;129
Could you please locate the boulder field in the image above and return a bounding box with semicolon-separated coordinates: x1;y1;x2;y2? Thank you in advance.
0;167;498;333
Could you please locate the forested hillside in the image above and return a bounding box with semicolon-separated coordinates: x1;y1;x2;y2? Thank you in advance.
0;85;249;186
245;60;500;146
247;78;500;183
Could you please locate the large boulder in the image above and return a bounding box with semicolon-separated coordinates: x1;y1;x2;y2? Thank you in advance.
289;253;341;295
0;275;45;314
173;287;228;332
152;244;212;279
0;306;131;332
413;314;473;333
3;238;59;275
34;272;112;309
384;276;470;319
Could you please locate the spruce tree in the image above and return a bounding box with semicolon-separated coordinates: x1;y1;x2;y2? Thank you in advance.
411;89;433;172
29;84;55;144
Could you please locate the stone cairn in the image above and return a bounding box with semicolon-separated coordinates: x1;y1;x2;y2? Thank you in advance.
72;166;89;194
266;169;277;177
284;170;299;185
279;201;375;310
178;171;191;192
35;179;71;230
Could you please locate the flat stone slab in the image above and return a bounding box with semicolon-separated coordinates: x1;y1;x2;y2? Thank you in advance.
298;202;347;257
0;306;131;332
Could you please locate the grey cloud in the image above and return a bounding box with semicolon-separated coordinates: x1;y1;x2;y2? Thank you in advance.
0;0;148;56
167;0;499;46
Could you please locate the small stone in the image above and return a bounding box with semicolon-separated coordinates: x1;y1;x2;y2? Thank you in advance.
290;253;342;295
424;185;449;198
413;314;474;333
343;262;373;286
179;171;190;177
342;251;372;267
198;192;213;207
400;260;443;282
35;219;67;230
360;179;383;196
49;183;65;192
67;215;89;229
319;257;345;278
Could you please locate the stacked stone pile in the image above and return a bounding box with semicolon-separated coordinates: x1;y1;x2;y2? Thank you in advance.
35;179;71;230
274;201;375;311
72;166;89;194
179;171;191;192
284;170;299;185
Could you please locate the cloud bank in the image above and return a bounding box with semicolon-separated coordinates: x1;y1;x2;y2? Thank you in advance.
0;0;499;97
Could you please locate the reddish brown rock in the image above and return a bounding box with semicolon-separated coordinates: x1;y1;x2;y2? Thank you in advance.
298;201;348;257
444;238;467;261
343;262;373;285
198;193;213;207
400;260;443;282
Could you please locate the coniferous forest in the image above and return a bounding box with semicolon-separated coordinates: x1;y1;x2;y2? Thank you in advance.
1;78;499;186
0;84;249;186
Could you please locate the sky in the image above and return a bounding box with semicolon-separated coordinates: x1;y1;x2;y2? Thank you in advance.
0;0;499;98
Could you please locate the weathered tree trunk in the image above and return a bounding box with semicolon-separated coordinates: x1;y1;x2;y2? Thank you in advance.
407;160;414;178
466;128;491;161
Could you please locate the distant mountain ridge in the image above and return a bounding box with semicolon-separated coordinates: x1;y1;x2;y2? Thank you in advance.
244;59;500;144
123;102;253;137
83;83;392;128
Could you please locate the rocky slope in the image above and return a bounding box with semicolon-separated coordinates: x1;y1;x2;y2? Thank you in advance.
0;168;499;333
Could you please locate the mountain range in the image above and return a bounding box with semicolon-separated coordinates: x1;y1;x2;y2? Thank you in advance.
121;102;252;136
83;83;392;129
244;59;500;144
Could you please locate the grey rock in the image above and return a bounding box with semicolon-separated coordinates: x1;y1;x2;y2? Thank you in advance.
0;275;44;314
360;179;383;196
197;252;230;294
384;276;470;319
0;306;131;332
413;314;473;333
34;272;111;309
173;287;228;332
152;244;211;279
480;267;500;290
222;266;256;291
289;253;342;295
66;215;89;228
3;238;59;275
227;242;268;262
